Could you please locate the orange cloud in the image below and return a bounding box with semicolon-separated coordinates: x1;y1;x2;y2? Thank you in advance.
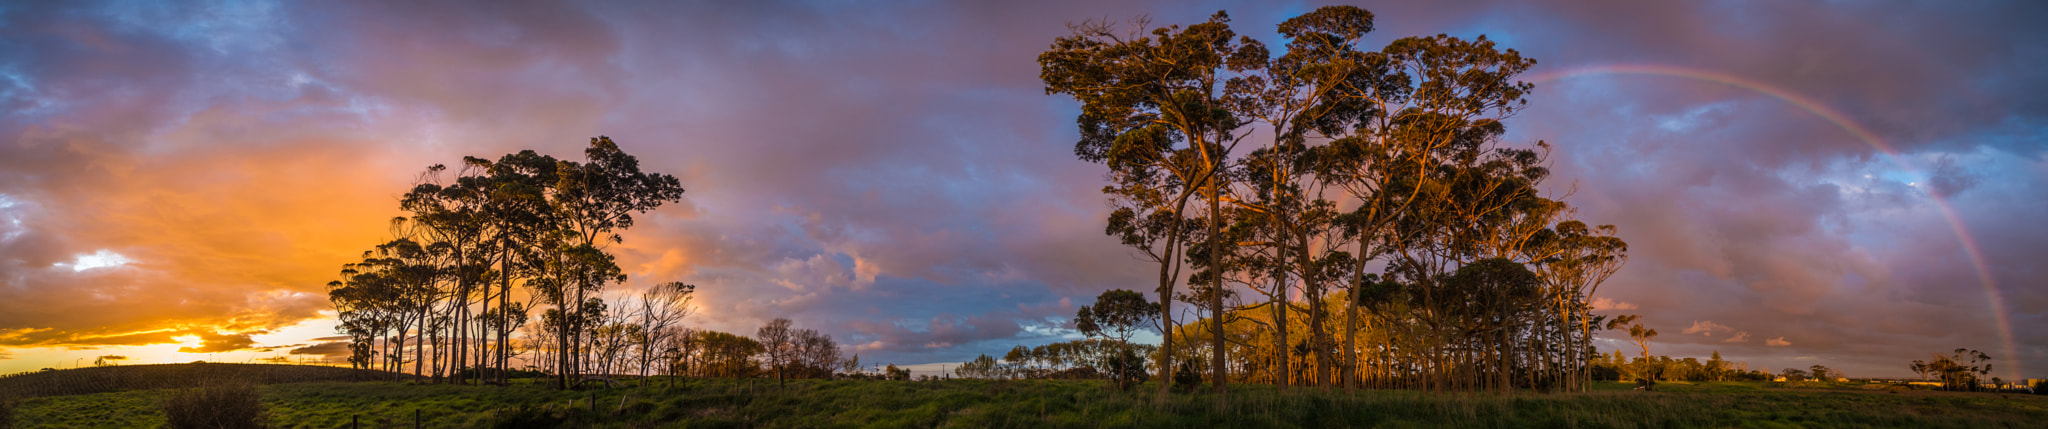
1590;297;1638;311
176;332;259;354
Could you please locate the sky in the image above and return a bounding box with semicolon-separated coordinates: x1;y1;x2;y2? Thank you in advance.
0;0;2043;380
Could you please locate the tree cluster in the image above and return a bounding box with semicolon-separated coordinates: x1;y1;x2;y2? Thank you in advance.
954;339;1159;382
326;137;686;389
1040;6;1628;394
1911;348;1994;391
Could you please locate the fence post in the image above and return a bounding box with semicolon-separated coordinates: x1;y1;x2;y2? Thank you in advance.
416;408;421;428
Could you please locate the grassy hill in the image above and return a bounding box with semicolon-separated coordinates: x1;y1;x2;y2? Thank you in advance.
7;376;2047;428
0;363;405;398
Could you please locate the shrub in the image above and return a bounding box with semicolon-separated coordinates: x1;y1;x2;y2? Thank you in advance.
161;380;266;429
1171;360;1203;393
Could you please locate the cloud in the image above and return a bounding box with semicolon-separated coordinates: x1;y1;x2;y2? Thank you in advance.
1724;332;1751;343
288;341;351;361
1682;320;1733;336
1766;337;1792;347
1590;297;1638;311
177;332;260;354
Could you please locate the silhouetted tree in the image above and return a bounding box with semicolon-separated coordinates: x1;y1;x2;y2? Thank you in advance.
757;318;795;388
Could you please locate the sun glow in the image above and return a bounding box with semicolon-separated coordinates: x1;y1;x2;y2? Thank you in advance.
58;249;134;271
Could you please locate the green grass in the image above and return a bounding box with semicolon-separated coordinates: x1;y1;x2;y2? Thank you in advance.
10;378;2047;428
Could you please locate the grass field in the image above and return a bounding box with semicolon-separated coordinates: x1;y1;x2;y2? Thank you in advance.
7;367;2047;428
0;363;402;398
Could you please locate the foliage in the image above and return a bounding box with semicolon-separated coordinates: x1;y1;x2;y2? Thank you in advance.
1042;5;1631;395
326;136;686;389
160;380;265;429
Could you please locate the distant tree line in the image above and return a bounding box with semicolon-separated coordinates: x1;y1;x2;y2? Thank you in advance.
1040;5;1629;394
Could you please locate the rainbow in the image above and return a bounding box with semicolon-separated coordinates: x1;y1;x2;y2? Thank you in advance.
1527;64;2018;379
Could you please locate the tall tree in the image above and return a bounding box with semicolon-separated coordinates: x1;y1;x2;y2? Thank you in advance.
1042;9;1257;397
1223;5;1377;391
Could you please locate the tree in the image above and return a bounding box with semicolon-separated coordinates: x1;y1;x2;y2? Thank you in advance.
757;318;795;388
1076;289;1159;390
326;137;685;390
1706;351;1727;382
1602;315;1657;389
1914;348;1992;391
841;354;863;378
1781;368;1808;382
638;282;696;386
1808;365;1833;382
93;355;128;367
544;137;687;389
1042;10;1258;396
793;328;842;379
957;354;1001;379
1222;5;1377;392
1041;5;1625;395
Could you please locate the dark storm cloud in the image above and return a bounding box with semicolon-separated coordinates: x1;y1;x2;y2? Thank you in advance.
0;0;2041;377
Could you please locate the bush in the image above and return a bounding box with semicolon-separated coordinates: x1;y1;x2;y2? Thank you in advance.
162;380;266;429
1171;360;1203;393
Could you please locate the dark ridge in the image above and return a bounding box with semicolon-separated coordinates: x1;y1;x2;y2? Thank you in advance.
0;363;412;398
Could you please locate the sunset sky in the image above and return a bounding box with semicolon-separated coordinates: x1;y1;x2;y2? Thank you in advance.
1;1;2043;380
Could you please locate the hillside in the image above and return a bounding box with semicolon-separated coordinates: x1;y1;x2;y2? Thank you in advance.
0;363;406;398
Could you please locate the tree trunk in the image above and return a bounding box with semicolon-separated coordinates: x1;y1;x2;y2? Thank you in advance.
1155;226;1181;400
1207;170;1227;395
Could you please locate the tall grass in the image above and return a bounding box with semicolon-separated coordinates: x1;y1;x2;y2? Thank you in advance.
161;380;265;429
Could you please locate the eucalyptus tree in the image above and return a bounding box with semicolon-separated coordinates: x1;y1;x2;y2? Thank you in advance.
1316;31;1554;391
463;150;560;385
397;163;495;384
1219;6;1379;390
1042;10;1258;396
1528;221;1627;391
539;137;684;388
